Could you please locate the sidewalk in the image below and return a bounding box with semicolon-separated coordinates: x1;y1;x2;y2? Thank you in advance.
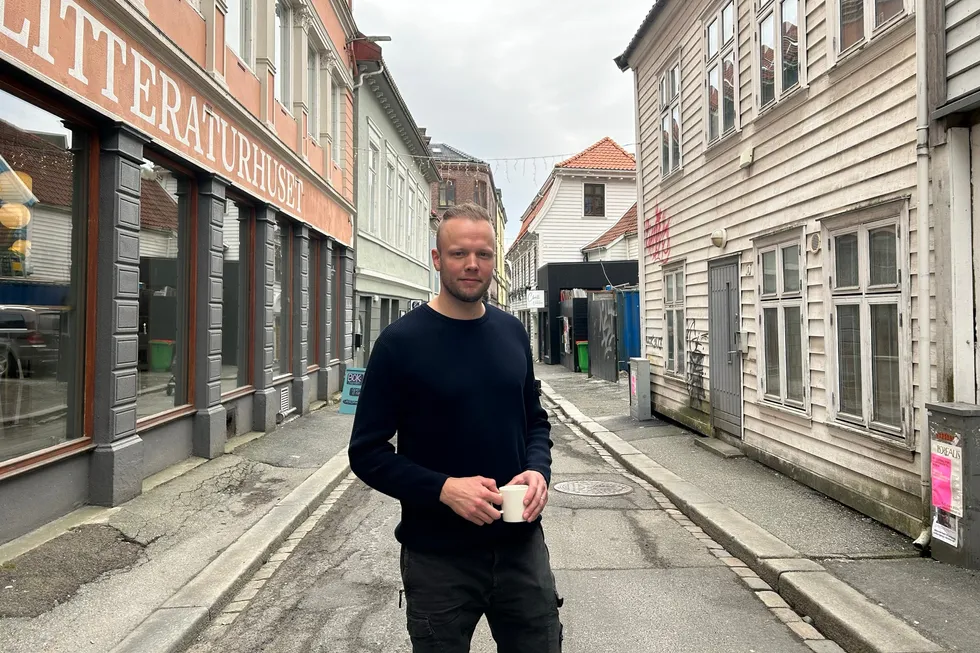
0;403;355;653
535;363;980;653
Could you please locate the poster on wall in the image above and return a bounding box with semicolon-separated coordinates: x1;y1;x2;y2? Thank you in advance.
932;510;959;547
931;436;964;517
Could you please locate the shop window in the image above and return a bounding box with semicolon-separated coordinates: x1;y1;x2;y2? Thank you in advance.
137;159;191;421
221;199;251;394
308;240;319;369
0;90;87;465
273;217;292;377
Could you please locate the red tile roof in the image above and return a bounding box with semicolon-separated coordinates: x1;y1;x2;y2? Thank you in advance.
556;137;635;171
582;202;638;251
139;174;179;232
509;178;554;252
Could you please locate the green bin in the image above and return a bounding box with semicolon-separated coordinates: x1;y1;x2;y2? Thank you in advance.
148;339;175;372
576;340;589;373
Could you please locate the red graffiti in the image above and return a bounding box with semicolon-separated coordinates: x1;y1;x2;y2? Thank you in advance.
644;206;671;264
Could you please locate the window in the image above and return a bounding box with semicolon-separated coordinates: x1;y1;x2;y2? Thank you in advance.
758;239;805;408
705;1;737;144
307;47;318;136
384;162;395;242
367;144;379;234
417;186;427;259
474;180;488;208
659;62;681;175
829;220;902;435
663;267;685;375
274;1;290;104
584;183;605;217
439;180;455;207
273;217;292;377
407;186;416;257
307;240;319;369
0;90;88;464
220;200;251;394
331;82;343;164
226;0;251;63
397;174;406;250
136;159;191;420
759;0;801;108
838;0;905;54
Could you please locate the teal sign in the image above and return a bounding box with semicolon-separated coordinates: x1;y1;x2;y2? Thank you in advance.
339;368;366;414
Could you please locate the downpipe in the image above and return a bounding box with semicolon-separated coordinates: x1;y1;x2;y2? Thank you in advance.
914;0;931;552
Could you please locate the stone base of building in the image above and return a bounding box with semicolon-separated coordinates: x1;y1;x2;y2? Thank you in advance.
89;435;144;507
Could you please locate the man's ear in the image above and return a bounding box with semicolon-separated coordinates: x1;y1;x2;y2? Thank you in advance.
431;248;441;272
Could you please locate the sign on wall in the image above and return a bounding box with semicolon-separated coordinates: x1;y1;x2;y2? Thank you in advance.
528;290;546;310
339;368;365;415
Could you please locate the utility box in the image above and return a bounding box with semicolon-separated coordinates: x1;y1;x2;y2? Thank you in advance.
926;402;979;570
629;357;652;422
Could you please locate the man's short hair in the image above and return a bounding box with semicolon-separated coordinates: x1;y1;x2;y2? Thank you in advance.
436;202;495;251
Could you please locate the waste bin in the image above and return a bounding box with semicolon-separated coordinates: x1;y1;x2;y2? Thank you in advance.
576;341;589;374
148;339;175;372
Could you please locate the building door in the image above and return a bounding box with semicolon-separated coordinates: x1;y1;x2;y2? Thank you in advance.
708;257;742;438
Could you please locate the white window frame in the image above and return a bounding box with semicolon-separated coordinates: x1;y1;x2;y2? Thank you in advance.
366;140;380;234
307;45;318;136
756;0;805;110
659;58;682;177
833;0;908;61
331;80;344;165
407;182;416;258
274;0;290;105
824;208;909;444
756;233;808;411
703;0;738;146
663;265;685;376
396;170;407;251
384;156;396;243
583;182;606;218
225;0;253;66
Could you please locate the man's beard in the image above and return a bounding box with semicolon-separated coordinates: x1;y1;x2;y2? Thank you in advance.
443;276;490;303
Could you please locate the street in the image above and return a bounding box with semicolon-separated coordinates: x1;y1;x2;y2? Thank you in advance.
185;399;813;653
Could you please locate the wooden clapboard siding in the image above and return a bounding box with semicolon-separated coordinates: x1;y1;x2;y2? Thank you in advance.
628;0;925;535
537;178;636;266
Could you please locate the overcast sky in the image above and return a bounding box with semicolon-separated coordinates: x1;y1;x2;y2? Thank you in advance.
352;0;651;249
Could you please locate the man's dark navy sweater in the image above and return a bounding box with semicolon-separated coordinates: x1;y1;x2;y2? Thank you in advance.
348;304;553;553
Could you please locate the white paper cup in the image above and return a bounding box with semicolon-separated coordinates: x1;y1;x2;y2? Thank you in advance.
500;485;529;523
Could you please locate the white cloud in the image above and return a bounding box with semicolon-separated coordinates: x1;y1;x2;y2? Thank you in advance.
353;0;650;248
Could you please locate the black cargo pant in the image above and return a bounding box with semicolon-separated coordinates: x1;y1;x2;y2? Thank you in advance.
400;527;563;652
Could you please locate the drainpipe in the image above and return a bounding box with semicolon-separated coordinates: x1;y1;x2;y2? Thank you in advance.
914;0;932;549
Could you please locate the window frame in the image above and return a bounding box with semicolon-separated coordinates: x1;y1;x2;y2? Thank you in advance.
755;232;808;412
823;208;909;445
396;170;406;251
307;45;318;137
439;179;456;208
834;0;908;61
407;182;416;258
367;141;380;234
659;57;683;178
384;157;395;243
274;0;291;106
225;0;253;67
703;0;739;147
273;216;293;380
663;265;686;377
583;183;606;218
756;0;805;111
220;196;255;397
330;79;344;165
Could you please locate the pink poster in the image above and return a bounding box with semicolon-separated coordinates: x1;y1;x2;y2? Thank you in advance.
931;453;952;513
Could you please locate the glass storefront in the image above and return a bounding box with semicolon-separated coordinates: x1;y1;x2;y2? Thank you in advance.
273;217;292;376
221;200;251;393
0;89;86;464
136;160;189;420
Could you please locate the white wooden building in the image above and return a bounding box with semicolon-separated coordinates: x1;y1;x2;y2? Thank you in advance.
616;0;930;538
507;138;636;357
582;203;640;262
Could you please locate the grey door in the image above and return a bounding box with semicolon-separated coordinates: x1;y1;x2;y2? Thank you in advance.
708;258;742;437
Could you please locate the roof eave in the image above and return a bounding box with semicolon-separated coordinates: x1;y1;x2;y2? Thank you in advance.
615;1;669;72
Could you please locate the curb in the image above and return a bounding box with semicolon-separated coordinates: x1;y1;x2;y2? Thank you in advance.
108;448;352;653
540;382;944;653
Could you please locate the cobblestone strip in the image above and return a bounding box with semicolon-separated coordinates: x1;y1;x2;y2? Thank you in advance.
543;398;842;653
208;473;358;630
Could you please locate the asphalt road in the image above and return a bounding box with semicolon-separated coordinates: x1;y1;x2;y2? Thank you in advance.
185;404;813;653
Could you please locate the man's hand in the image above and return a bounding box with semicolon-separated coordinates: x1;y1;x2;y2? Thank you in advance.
504;470;548;522
440;476;503;526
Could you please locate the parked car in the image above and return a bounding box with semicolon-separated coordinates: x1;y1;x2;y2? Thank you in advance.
0;305;63;378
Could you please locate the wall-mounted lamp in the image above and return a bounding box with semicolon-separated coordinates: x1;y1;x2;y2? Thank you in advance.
711;228;728;249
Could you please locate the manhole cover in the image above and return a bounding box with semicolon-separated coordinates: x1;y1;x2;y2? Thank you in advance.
553;480;633;497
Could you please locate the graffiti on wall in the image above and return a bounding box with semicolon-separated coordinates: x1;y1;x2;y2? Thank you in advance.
644;206;671;264
646;335;664;350
686;319;708;409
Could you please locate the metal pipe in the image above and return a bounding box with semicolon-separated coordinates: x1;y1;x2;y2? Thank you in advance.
914;0;932;538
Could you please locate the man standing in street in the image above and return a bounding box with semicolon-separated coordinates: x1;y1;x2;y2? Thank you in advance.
348;202;562;652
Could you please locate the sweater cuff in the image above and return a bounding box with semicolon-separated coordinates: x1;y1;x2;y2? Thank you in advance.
526;466;551;487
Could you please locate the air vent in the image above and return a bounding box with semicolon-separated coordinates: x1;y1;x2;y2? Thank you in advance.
280;385;292;414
